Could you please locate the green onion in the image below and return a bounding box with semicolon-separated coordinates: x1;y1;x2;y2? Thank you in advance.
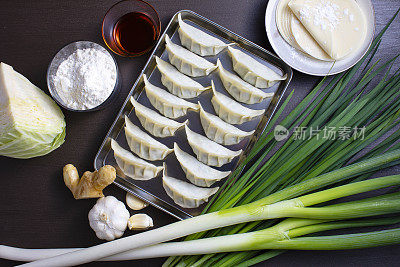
3;216;399;263
263;228;400;250
17;170;400;266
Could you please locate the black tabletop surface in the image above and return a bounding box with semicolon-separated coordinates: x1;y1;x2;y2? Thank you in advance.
1;0;399;266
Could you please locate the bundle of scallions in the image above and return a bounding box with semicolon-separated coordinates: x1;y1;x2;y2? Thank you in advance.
2;10;400;267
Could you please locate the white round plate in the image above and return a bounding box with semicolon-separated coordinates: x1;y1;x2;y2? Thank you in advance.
265;0;375;76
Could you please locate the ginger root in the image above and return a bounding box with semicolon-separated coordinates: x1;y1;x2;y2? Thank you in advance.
63;164;116;199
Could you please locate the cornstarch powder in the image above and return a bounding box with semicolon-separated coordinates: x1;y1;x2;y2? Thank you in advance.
53;48;117;110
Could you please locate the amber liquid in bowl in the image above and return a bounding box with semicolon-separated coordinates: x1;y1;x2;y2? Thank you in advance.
113;12;157;55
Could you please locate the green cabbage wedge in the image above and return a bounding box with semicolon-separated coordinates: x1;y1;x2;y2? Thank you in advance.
0;62;66;159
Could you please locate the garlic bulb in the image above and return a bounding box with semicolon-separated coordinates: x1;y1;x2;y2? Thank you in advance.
128;214;154;230
88;196;130;241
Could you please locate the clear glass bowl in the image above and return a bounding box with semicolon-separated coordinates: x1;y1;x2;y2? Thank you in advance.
102;0;161;57
47;41;120;112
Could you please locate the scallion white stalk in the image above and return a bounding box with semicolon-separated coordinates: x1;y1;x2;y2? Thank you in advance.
3;217;399;262
16;173;400;266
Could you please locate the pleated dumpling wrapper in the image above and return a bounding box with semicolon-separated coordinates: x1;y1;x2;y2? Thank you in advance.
165;35;217;77
177;13;231;56
185;125;242;167
227;46;286;88
111;139;163;180
216;59;274;104
211;81;265;124
174;143;231;187
143;74;199;118
130;97;187;138
199;103;254;145
155;56;210;99
162;167;219;208
124;115;173;161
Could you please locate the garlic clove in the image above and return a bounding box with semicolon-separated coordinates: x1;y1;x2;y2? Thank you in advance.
128;214;154;230
126;193;149;210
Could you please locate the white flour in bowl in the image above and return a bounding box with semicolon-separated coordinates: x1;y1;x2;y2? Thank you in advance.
53;47;117;110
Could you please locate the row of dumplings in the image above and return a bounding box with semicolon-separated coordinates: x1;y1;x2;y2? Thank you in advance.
110;116;233;209
110;112;239;209
110;14;286;209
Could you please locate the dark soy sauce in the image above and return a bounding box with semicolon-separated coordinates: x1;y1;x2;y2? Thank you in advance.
113;12;157;55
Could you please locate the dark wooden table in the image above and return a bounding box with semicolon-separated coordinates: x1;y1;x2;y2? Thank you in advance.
1;0;399;266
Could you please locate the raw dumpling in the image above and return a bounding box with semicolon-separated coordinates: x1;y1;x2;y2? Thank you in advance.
174;143;231;187
216;59;274;104
227;46;286;88
130;97;187;138
185;125;242;167
165;35;217;77
143;74;199;118
178;13;230;56
211;81;265;124
124;115;173;161
111;139;163;180
155;56;210;98
199;103;254;145
162;166;219;208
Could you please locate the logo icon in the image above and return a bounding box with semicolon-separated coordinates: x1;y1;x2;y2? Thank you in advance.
274;125;289;141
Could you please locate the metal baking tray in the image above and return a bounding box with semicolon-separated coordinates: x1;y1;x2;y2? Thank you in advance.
94;10;292;220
